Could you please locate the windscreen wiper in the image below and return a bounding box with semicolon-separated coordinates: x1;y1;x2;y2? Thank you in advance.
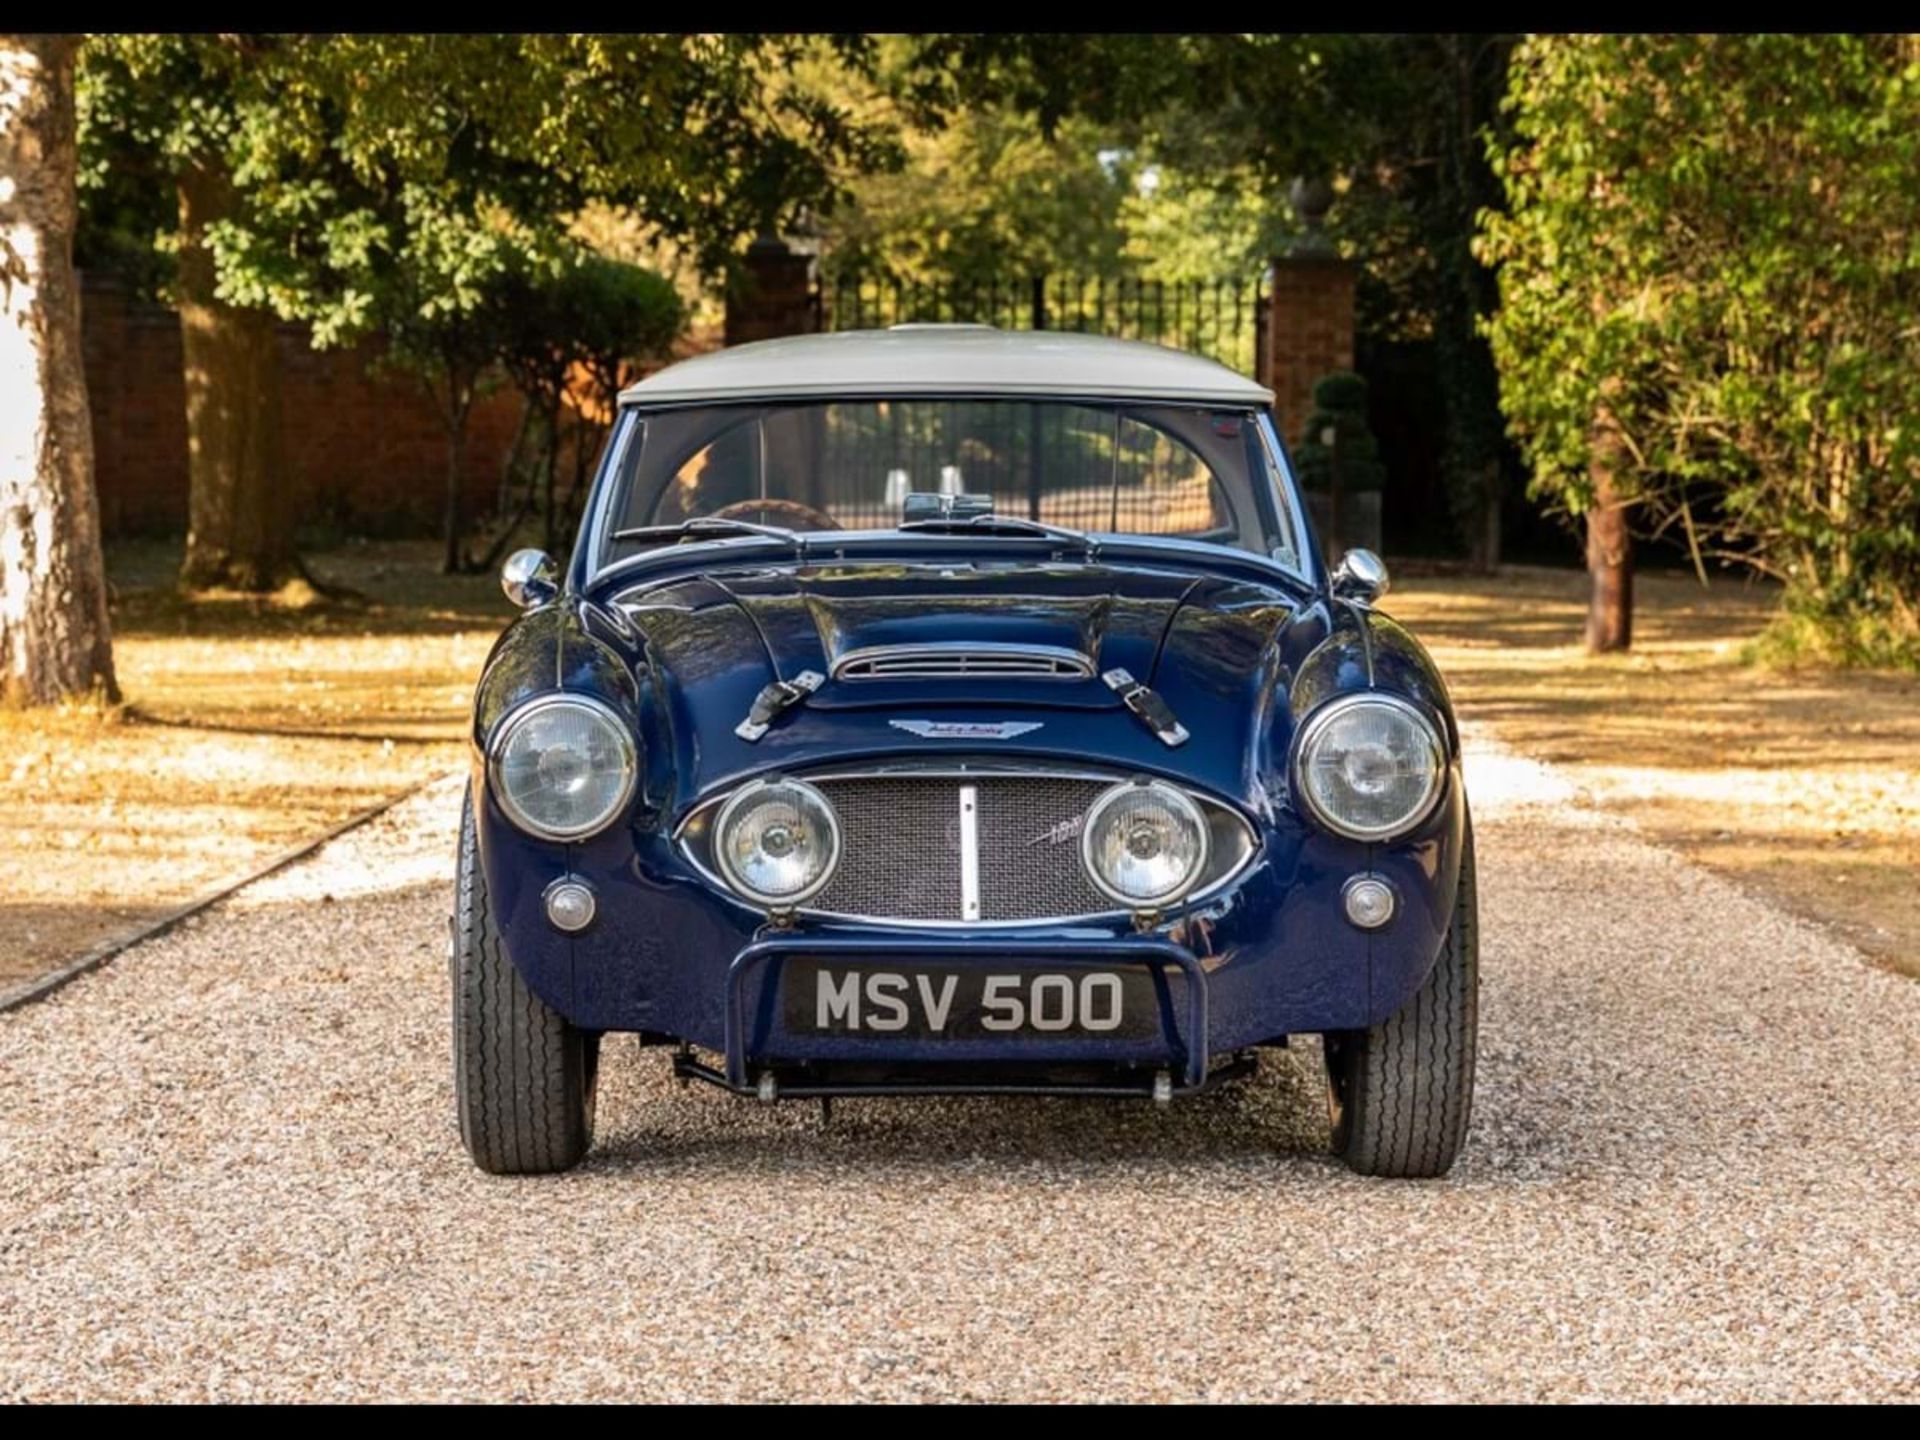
899;513;1097;556
610;517;807;556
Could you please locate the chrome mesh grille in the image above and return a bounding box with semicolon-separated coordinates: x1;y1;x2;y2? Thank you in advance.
810;774;1114;922
814;777;962;921
973;776;1115;921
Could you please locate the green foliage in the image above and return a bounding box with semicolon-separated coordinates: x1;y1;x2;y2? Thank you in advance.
1294;371;1386;495
79;34;897;345
73;32;1534;573
494;248;684;413
559;255;685;407
480;245;686;552
824;33;1358;287
79;34;740;573
1746;602;1920;675
821;107;1132;285
1481;34;1920;665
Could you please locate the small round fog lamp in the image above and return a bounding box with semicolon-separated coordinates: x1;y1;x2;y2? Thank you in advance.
544;879;597;933
1342;874;1396;930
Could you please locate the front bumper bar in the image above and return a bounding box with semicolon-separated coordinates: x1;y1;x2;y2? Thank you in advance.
715;933;1212;1095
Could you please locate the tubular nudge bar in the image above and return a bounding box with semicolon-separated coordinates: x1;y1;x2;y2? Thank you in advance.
716;934;1212;1095
669;1051;1257;1102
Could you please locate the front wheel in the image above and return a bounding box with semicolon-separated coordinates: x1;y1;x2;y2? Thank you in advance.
1323;818;1478;1178
451;793;598;1174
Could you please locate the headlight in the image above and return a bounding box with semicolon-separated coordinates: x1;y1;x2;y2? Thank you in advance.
1081;780;1210;907
490;694;637;840
1295;693;1444;840
715;777;840;905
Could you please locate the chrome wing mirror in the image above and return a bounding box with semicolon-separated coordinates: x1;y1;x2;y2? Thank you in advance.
501;548;558;609
1331;548;1389;605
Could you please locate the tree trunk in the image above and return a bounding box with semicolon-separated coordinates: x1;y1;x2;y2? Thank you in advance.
0;35;117;705
1466;463;1502;574
497;394;532;517
1480;482;1502;573
1585;415;1633;653
441;400;469;576
176;162;298;591
541;402;559;554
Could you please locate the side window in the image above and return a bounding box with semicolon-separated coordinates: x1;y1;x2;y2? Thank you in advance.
650;420;758;524
1111;415;1234;538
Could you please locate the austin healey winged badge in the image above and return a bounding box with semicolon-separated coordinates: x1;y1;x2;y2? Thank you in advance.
888;719;1045;740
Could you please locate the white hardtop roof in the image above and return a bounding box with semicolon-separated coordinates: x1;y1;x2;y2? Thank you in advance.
619;325;1274;408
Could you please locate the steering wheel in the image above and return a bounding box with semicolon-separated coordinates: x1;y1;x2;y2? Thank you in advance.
709;498;842;532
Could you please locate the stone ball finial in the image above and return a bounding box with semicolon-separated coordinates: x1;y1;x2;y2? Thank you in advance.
1289;175;1334;225
1286;175;1338;257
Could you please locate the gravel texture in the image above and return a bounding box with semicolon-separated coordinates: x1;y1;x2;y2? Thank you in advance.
1;729;1916;1402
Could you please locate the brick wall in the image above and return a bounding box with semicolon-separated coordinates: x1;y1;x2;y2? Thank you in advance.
1263;255;1358;450
81;272;526;540
724;235;818;348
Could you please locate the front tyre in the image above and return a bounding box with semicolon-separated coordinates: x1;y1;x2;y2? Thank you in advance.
1323;817;1478;1178
451;792;598;1174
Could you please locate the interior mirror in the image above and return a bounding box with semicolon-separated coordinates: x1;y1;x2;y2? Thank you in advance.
1331;548;1389;605
902;492;994;524
501;548;558;609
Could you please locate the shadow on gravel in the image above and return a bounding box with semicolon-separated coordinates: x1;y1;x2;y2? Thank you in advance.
580;1042;1338;1176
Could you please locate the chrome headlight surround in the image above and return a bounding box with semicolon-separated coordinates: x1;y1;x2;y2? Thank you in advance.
1293;692;1446;842
1080;778;1212;909
487;692;638;841
713;776;843;907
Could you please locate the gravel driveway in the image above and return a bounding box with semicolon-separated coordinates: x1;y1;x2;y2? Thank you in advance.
2;729;1916;1402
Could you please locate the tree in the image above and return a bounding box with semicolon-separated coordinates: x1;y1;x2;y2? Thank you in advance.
1;34;116;704
559;253;683;541
820;98;1136;286
493;247;684;555
1481;35;1920;664
298;35;875;569
79;33;897;591
78;35;322;591
372;213;519;576
569;255;684;424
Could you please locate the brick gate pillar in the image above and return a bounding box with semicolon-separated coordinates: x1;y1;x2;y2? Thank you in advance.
1261;178;1357;448
724;231;819;347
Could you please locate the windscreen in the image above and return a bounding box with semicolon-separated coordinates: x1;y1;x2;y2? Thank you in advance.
602;399;1297;563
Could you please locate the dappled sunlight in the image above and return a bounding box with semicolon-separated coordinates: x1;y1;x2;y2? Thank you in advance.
1458;731;1583;813
238;779;464;908
1397;565;1920;972
118;629;491;741
0;541;501;987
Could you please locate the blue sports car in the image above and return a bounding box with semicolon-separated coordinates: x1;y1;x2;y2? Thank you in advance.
455;325;1476;1177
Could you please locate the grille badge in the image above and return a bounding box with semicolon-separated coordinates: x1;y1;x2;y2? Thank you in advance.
890;720;1043;740
1024;816;1084;847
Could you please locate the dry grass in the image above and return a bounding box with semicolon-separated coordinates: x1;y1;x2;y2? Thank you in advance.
0;541;508;989
1390;564;1920;976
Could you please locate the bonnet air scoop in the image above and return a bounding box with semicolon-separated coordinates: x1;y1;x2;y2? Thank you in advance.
830;643;1095;682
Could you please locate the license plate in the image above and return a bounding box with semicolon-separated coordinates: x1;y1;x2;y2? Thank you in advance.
783;959;1163;1041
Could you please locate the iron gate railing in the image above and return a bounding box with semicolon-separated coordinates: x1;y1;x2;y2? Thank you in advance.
816;273;1270;382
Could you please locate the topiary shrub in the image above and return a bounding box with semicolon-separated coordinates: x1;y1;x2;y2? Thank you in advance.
1293;370;1386;495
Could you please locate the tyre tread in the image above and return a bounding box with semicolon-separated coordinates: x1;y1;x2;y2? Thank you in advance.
451;794;594;1174
1330;820;1479;1178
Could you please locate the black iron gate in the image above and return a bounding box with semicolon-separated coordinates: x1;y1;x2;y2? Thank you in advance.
816;273;1269;382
